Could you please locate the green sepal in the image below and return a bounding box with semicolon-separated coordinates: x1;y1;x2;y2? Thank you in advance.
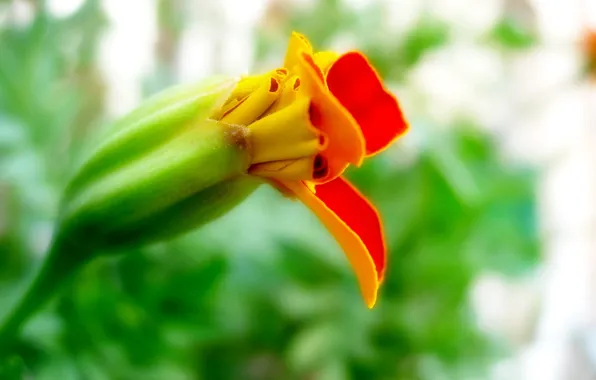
58;75;258;250
0;76;263;355
64;76;238;197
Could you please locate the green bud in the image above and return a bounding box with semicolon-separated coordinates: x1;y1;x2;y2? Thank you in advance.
58;76;260;250
0;77;262;353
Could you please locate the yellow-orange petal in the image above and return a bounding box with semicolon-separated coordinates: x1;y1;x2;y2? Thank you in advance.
219;77;281;125
327;52;409;156
284;32;313;69
282;179;380;308
314;51;340;73
248;97;323;165
249;156;317;180
313;176;387;281
295;51;365;178
228;69;288;104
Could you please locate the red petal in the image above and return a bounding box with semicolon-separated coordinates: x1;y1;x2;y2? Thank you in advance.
315;177;387;280
282;178;383;308
327;52;409;156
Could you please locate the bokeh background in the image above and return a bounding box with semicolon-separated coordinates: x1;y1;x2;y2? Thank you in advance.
1;0;595;379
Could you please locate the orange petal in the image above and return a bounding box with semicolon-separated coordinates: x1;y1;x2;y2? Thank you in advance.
282;178;385;308
327;52;409;156
314;177;386;281
295;52;365;178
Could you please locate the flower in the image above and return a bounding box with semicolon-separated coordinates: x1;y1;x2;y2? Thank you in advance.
211;33;409;308
0;32;409;354
583;29;596;79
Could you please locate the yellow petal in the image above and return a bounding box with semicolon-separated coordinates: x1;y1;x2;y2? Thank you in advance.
230;69;288;103
314;51;340;73
263;75;301;116
249;157;317;180
249;97;323;164
220;76;281;125
284;32;313;69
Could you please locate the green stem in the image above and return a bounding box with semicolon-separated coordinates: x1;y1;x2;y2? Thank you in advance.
0;235;88;358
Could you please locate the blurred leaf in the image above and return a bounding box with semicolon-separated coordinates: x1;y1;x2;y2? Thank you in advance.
489;17;537;50
287;323;339;372
400;19;450;68
0;355;26;380
316;359;349;380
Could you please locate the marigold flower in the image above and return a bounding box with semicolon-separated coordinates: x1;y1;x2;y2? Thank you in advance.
0;32;409;355
211;33;409;307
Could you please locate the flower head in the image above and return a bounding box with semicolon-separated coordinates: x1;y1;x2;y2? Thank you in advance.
211;33;409;308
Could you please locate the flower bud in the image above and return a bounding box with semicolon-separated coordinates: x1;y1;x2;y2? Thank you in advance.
0;77;262;354
57;76;258;251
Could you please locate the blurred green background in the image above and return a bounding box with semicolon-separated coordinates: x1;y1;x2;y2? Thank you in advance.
0;0;542;379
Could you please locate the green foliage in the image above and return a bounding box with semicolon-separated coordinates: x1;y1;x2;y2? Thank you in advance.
0;0;105;268
0;1;538;379
0;355;26;380
488;17;538;50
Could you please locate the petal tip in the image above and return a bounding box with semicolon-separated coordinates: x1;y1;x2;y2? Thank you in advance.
365;288;378;309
